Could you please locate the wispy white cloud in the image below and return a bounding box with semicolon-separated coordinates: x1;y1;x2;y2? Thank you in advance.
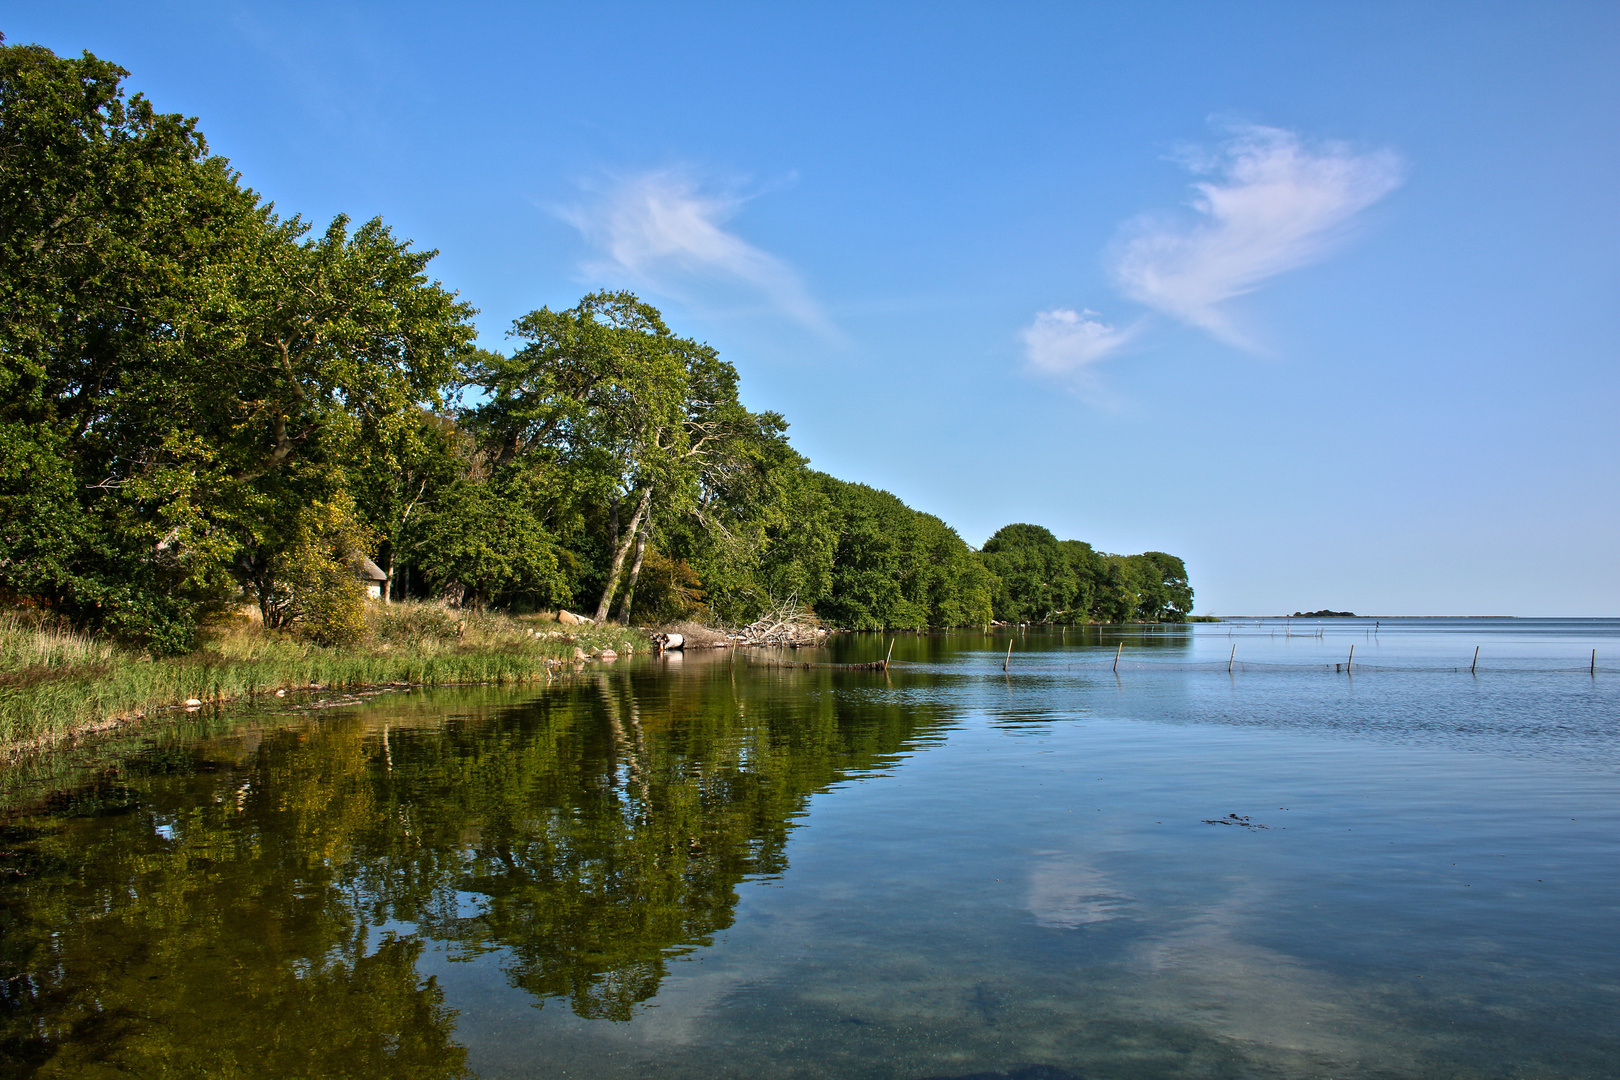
1112;124;1403;346
559;170;834;335
1021;308;1136;373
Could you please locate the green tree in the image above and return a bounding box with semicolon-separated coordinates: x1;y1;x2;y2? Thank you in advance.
812;477;916;629
467;292;786;622
0;41;261;648
979;523;1076;623
410;472;566;609
1093;554;1142;622
214;213;478;620
1058;538;1103;620
920;514;995;627
1126;551;1192;621
347;409;467;603
0;41;477;647
656;414;833;624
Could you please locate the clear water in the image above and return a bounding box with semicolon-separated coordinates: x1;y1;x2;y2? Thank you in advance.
2;619;1616;1078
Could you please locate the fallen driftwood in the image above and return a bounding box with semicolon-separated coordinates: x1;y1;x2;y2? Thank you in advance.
650;622;732;648
733;597;827;647
557;609;593;626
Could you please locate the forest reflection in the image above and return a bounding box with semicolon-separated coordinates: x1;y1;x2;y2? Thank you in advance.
0;655;956;1077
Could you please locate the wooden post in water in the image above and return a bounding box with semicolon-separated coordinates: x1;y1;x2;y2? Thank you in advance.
1003;640;1013;672
1347;644;1354;672
1113;642;1123;672
884;639;895;670
1228;644;1236;673
1592;649;1597;676
1471;645;1479;675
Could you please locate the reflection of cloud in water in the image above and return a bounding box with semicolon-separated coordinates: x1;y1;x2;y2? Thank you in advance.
1026;854;1130;928
1027;862;1423;1071
1127;887;1417;1070
593;967;751;1046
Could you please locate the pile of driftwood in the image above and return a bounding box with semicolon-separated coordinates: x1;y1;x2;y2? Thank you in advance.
733;599;827;648
646;601;826;653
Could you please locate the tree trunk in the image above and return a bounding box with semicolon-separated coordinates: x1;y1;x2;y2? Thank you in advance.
382;546;394;606
595;486;653;621
615;523;649;623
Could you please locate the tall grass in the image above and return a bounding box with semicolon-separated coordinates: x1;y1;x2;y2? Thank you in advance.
0;605;645;750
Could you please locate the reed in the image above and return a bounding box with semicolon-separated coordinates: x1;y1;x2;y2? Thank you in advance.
0;606;644;750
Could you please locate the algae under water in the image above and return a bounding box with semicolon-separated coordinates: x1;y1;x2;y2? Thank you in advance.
1;619;1616;1078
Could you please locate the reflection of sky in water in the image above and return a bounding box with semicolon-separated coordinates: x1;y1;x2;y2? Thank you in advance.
432;622;1618;1079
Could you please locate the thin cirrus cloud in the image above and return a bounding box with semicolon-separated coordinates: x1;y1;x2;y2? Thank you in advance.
559;170;836;337
1024;123;1404;372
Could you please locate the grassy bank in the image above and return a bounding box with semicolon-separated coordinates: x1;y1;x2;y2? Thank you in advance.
0;604;646;751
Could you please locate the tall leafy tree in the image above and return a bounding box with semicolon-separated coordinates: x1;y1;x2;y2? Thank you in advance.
213;213;478;619
0;41;262;646
410;471;566;609
0;40;477;644
466;292;783;621
979;523;1075;624
346;410;466;603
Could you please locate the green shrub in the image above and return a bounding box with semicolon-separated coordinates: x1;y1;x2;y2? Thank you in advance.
275;496;372;649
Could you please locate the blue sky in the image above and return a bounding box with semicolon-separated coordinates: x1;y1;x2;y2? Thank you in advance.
8;2;1617;615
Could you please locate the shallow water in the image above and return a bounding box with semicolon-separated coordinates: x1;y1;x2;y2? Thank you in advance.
2;619;1617;1078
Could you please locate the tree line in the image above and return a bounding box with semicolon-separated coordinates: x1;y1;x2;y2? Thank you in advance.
0;41;1192;652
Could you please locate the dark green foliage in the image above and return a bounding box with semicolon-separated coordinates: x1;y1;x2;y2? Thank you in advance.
0;41;475;650
0;42;257;649
979;527;1194;624
806;475;991;630
411;474;566;610
811;479;918;630
981;524;1075;623
273;495;372;647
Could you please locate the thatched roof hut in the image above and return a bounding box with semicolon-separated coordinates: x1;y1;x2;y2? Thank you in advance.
352;556;387;600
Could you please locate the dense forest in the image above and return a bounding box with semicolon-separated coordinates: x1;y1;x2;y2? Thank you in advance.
0;41;1192;653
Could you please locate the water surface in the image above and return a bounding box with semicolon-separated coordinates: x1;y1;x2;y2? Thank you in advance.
3;619;1616;1078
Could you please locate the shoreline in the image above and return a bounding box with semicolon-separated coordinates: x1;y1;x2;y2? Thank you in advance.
4;617;1221;759
1;661;626;761
0;610;649;758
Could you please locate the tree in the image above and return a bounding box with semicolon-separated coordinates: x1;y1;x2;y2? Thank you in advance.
979;523;1075;623
347;409;467;603
1058;539;1103;619
919;515;994;627
410;472;565;609
1128;551;1192;621
0;41;477;647
268;493;372;646
466;292;781;622
656;402;829;624
0;41;262;648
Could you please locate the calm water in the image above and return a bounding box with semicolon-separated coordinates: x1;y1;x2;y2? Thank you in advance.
2;619;1617;1078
